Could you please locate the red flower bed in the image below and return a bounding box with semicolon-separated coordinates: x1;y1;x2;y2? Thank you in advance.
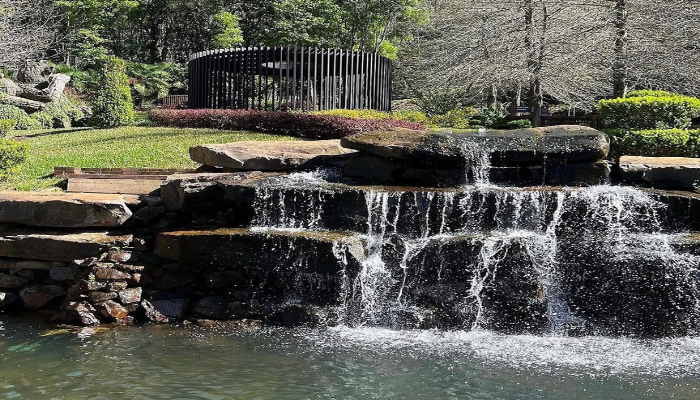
149;109;424;139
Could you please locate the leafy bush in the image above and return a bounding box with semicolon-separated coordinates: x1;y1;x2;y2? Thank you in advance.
0;105;41;130
30;111;55;129
506;119;532;129
604;128;700;158
150;109;425;139
427;108;475;129
313;109;430;125
625;90;675;98
0;138;29;179
598;92;700;130
92;56;134;128
0;119;15;136
42;96;89;128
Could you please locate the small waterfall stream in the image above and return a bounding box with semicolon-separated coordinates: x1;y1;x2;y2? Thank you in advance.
247;169;700;336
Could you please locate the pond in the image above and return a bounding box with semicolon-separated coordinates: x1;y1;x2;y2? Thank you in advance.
1;317;699;400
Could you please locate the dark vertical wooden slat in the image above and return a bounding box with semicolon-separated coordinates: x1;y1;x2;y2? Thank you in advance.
331;49;337;109
325;48;331;110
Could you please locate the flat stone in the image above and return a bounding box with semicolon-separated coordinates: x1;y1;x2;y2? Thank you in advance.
0;273;30;289
343;154;398;183
189;140;356;171
107;281;129;291
93;267;131;281
0;231;133;262
620;156;700;189
340;126;609;164
96;300;128;319
50;266;75;281
66;301;101;325
161;172;278;210
88;291;118;303
193;319;262;332
0;192;133;227
19;284;66;309
193;296;226;319
118;287;142;304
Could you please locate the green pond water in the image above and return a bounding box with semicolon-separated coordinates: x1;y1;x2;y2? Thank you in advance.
1;317;699;400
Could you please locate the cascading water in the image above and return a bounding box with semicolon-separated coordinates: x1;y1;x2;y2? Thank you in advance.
243;167;700;336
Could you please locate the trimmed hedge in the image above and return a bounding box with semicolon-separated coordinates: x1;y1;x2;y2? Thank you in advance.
605;128;700;158
0;138;29;179
150;109;425;139
506;119;533;129
312;109;430;125
92;56;135;128
598;92;700;130
0;119;15;136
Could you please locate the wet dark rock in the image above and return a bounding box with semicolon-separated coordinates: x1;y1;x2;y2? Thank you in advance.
20;284;66;309
13;260;53;270
49;266;75;281
204;271;246;290
139;299;169;323
343;154;398;183
0;192;133;227
0;291;23;312
190;140;356;171
133;206;166;223
0;273;30;289
193;296;226;319
150;293;189;319
267;304;326;327
148;270;195;290
118;287;142;304
341;126;609;164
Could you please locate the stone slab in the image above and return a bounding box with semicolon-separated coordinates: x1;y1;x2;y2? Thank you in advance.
620;156;700;189
0;192;133;227
189;140;357;171
67;178;163;195
0;231;133;262
340;126;609;165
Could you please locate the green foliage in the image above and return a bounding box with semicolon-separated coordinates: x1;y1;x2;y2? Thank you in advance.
0;119;15;136
427;108;476;129
598;92;700;130
211;12;244;48
0;105;41;130
604;128;700;158
391;110;429;124
71;29;110;68
506;119;533;129
92;57;134;128
625;90;675;98
126;62;186;105
0;138;29;179
312;109;430;125
30;112;55;129
476;106;506;128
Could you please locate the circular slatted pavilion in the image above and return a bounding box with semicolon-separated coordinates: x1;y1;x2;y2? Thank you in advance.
188;47;392;112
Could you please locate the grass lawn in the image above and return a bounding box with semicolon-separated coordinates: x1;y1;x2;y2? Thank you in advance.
3;127;299;191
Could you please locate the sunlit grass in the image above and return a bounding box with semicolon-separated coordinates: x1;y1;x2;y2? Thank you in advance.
3;127;298;191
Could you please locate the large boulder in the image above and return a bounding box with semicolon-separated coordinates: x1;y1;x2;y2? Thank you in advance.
620;156;700;189
340;126;609;164
0;192;133;227
189;140;357;171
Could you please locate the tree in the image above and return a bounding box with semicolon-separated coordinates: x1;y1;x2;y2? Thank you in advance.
91;56;134;128
0;0;58;70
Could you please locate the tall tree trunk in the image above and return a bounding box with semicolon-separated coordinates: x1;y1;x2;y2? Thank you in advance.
612;0;628;98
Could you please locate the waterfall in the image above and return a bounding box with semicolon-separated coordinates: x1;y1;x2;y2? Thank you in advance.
244;171;700;336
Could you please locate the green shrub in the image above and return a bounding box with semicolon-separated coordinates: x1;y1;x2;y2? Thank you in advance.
0;138;29;178
0;119;15;136
506;119;532;129
391;110;429;125
625;90;675;98
92;56;134;128
598;92;700;130
415;90;470;116
0;105;41;130
427;107;478;129
604;128;700;158
30;111;55;129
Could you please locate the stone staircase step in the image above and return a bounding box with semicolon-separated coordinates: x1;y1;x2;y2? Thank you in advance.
0;230;133;262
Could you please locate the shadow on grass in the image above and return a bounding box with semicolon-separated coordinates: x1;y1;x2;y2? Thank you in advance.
14;127;94;139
